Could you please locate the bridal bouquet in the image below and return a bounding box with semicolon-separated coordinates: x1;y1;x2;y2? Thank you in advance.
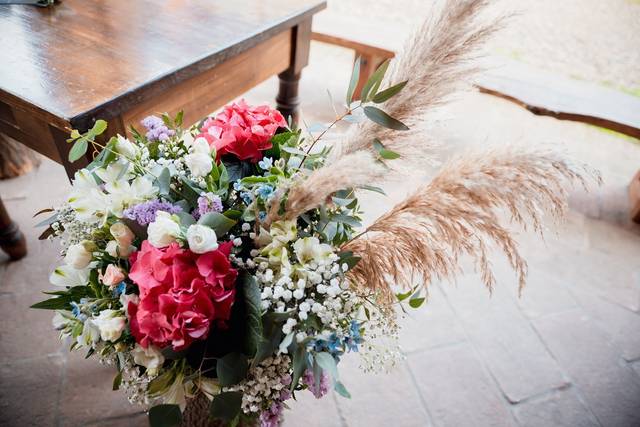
32;1;596;426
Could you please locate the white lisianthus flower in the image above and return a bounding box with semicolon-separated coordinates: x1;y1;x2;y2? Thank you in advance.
185;137;213;178
156;372;187;410
115;135;139;159
147;211;181;248
293;237;333;264
92;309;126;342
64;241;94;269
77;319;100;347
52;310;73;330
95;161;132;184
131;343;165;374
186;224;218;254
49;265;90;287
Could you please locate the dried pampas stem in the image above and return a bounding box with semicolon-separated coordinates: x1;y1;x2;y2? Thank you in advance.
278;151;386;221
335;0;503;160
343;146;600;304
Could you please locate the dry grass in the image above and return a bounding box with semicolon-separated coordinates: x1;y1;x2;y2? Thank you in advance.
334;0;503;161
343;147;599;303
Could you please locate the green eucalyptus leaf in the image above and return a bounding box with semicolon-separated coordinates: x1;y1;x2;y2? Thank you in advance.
90;119;108;136
112;371;122;391
346;57;362;104
372;138;400;160
68;139;88;162
290;344;309;390
372;80;408;103
334;381;352;398
216;353;248;387
197;212;236;236
363;106;409;131
240;272;263;356
409;297;426;308
210;391;243;422
358;184;386;195
157;167;171;196
175;212;196;227
395;289;413;302
360;59;390;102
314;352;338;380
148;404;182;427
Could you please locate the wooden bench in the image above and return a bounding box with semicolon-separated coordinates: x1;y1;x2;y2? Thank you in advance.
311;17;640;222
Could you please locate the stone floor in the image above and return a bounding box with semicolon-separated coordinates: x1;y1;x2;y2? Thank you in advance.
2;5;640;427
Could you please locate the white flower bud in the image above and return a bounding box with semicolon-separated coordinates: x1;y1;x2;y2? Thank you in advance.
115;135;139;158
64;241;93;269
131;343;165;371
110;222;135;247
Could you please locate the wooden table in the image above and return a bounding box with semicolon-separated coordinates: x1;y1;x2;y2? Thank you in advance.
0;0;326;259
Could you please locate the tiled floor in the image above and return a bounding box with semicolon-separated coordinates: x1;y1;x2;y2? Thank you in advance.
2;17;640;427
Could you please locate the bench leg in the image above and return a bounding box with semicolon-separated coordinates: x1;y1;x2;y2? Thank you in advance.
0;196;27;260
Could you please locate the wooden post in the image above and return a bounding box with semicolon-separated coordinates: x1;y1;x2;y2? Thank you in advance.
630;169;640;223
276;18;312;124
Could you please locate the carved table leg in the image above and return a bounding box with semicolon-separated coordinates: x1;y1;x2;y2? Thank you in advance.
0;196;27;260
276;70;301;124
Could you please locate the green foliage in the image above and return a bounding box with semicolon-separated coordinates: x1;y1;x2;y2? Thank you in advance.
346;57;362;105
240;273;263;356
216;353;248;387
156;167;172;196
372;138;400;160
210;391;243;422
363;106;409;131
372;80;408;103
31;286;92;310
67;119;108;163
197;212;236;236
148;404;182;427
396;285;426;309
112;371;122;391
360;59;390;102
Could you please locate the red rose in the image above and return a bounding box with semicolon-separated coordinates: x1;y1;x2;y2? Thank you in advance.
128;240;237;350
197;99;286;163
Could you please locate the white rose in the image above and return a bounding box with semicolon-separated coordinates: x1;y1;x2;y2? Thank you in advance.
64;241;94;269
186;224;218;254
115;135;139;158
77;319;100;347
147;211;181;248
185;153;213;178
132;343;165;373
92;309;126;342
185;137;213;177
110;222;135;247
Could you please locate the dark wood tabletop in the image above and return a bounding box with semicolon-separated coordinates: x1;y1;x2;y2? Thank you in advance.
0;0;325;126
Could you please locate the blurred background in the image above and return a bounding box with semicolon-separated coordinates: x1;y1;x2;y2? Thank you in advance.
1;0;639;426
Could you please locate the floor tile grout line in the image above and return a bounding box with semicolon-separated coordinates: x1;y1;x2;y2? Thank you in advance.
527;311;604;427
435;282;527;426
404;360;437;427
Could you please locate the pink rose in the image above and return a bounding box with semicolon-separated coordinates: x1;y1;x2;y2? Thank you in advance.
197;100;286;163
101;264;125;288
127;241;237;350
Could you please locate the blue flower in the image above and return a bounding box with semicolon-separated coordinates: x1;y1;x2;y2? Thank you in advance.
258;211;267;222
233;181;243;191
258;157;273;171
344;320;363;352
113;282;126;297
256;185;274;200
240;191;253;205
70;301;87;321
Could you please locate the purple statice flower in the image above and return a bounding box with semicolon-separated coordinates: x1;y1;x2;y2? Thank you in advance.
193;192;223;219
141;115;175;142
123;200;183;226
302;369;330;399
